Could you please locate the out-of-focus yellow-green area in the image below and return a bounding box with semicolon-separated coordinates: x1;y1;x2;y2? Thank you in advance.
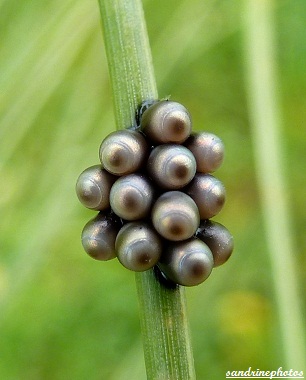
0;0;305;379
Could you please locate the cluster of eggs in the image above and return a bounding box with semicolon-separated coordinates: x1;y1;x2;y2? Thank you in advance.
76;100;233;287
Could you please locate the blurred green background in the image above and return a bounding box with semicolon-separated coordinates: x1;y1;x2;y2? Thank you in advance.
0;0;305;379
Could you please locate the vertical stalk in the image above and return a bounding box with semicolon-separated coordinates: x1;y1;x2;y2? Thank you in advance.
243;0;306;369
98;0;157;129
136;270;196;380
98;1;196;379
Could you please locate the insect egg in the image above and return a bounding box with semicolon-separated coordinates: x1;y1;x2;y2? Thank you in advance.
185;132;224;173
186;173;226;219
99;130;148;176
140;100;192;144
152;191;200;241
158;238;214;286
147;144;196;189
81;212;121;261
75;165;116;211
196;220;234;267
110;174;154;221
115;222;162;271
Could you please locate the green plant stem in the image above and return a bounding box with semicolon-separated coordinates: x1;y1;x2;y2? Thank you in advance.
98;0;157;129
98;1;196;379
136;270;196;380
243;0;306;369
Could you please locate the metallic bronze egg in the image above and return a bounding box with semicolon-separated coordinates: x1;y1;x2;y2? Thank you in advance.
99;130;148;175
147;144;196;189
185;132;224;173
110;174;154;220
196;220;234;267
140;100;192;144
158;238;214;286
186;173;226;219
81;212;121;261
76;165;116;211
115;222;162;271
152;191;200;241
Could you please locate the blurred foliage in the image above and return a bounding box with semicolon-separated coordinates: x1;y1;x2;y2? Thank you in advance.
0;0;305;379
